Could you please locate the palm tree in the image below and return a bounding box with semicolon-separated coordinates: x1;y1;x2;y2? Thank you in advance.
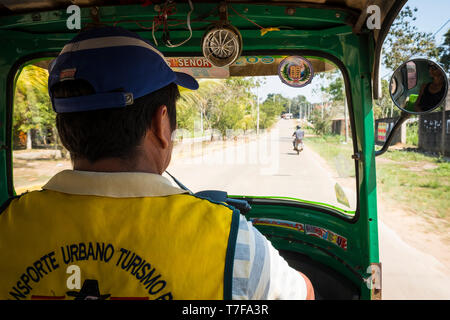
177;79;225;136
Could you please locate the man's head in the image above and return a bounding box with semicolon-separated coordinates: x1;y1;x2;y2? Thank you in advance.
48;26;198;174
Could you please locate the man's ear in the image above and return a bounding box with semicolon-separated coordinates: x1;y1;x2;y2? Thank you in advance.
150;105;171;149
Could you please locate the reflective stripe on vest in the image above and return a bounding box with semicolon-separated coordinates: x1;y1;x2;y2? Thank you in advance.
0;190;239;300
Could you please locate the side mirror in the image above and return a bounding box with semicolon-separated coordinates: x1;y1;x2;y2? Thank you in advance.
389;59;448;114
376;59;448;157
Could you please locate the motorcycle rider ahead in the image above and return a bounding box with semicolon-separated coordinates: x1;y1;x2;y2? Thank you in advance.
292;125;304;154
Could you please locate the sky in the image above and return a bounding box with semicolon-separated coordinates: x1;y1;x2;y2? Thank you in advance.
255;0;450;104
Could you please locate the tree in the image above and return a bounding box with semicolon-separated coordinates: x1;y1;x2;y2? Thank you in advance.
259;93;289;128
13;64;56;149
320;75;345;118
373;79;398;119
177;77;287;139
265;93;289;113
290;95;308;118
177;77;259;139
207;77;257;137
316;70;344;104
177;79;225;134
383;6;440;71
327;77;344;101
438;28;450;73
309;105;336;136
318;71;354;141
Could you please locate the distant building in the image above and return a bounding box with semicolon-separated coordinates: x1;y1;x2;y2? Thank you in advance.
331;118;351;137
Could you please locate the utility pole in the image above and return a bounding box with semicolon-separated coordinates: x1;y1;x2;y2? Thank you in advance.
256;87;260;135
344;98;348;143
441;97;447;156
200;110;203;137
321;94;325;119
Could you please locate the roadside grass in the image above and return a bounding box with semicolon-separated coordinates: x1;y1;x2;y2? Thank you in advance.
305;134;355;178
306;134;450;229
377;150;450;223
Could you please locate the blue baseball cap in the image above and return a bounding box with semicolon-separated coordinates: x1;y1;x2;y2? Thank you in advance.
48;26;199;113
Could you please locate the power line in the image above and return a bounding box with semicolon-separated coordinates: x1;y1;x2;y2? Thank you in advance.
432;19;449;38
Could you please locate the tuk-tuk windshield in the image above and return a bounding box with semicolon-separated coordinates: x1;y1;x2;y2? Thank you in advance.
12;55;357;214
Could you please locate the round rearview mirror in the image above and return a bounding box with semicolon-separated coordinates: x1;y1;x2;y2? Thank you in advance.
389;59;448;114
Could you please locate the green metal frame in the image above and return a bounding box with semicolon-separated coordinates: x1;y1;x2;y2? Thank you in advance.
0;3;381;299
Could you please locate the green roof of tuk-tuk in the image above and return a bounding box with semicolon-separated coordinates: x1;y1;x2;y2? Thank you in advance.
0;0;407;96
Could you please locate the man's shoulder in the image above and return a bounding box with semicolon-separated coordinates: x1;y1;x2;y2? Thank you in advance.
0;190;42;212
185;193;240;214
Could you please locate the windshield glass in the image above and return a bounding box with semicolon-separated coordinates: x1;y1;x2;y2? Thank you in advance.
12;55;357;214
166;56;357;213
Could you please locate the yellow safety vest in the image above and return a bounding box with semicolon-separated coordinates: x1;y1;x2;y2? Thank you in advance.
0;190;239;300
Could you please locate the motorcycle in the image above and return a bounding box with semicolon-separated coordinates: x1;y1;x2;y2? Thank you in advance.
293;138;304;155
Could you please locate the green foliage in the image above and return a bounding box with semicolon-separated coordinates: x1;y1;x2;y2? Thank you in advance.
383;6;440;71
406;121;419;146
207;78;257;137
176;95;198;134
177;77;309;138
13;64;57;149
438;29;450;73
177;79;226;134
260;93;287;128
290;94;308;118
177;77;261;138
323;75;344;104
309;105;335;135
373;79;399;119
317;70;346;119
310;71;343;132
14;65;52;132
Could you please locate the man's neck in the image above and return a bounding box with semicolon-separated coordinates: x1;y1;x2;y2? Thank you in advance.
73;157;161;174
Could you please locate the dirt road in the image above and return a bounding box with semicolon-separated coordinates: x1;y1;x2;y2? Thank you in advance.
167;119;450;300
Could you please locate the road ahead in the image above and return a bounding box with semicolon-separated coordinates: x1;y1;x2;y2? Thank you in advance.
167;119;450;300
168;119;356;209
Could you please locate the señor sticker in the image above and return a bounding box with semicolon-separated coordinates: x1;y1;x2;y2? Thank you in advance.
278;56;314;88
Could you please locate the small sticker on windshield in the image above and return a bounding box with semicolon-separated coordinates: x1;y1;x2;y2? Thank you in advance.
278;56;314;88
260;56;275;64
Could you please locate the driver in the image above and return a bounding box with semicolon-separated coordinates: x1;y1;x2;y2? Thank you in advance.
0;26;314;300
413;63;446;112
